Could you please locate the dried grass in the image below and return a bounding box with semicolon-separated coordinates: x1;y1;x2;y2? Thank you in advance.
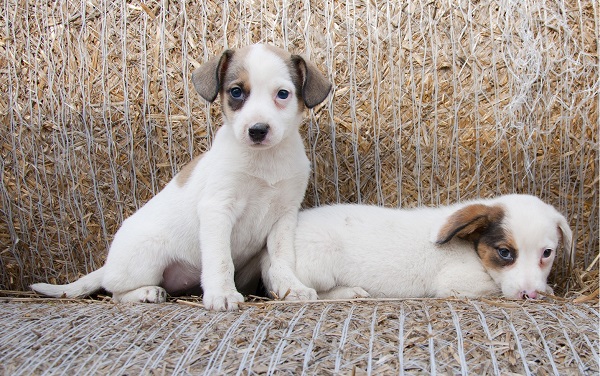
0;296;597;374
0;0;598;297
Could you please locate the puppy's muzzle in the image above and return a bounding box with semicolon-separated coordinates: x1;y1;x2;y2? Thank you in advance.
248;123;270;143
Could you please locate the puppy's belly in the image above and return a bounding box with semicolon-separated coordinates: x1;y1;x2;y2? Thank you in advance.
161;261;201;294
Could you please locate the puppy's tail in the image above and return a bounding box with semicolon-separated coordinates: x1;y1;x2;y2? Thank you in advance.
31;267;105;298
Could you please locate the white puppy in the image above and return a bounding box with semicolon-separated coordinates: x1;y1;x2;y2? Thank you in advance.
269;194;572;300
31;44;331;310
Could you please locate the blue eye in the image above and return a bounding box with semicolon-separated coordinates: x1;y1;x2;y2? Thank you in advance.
277;89;289;99
230;87;243;99
542;249;553;258
497;248;513;261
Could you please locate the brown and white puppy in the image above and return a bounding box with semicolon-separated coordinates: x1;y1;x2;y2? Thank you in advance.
264;194;572;300
31;44;331;310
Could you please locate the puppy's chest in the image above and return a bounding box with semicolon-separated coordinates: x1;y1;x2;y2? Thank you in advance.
233;179;295;227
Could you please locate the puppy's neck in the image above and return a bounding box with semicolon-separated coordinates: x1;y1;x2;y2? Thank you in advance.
243;134;309;185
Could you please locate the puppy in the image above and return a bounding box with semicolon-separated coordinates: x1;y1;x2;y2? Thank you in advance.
31;44;331;310
267;194;572;300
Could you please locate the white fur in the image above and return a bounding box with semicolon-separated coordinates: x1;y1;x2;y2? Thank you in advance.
31;44;329;310
269;194;572;300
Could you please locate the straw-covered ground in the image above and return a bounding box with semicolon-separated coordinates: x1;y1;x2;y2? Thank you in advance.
1;293;598;375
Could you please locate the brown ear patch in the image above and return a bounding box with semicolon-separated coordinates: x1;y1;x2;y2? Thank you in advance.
290;55;332;109
436;203;505;244
176;154;204;187
192;50;235;102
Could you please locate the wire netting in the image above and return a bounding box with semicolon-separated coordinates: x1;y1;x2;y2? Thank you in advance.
0;0;598;293
0;299;598;374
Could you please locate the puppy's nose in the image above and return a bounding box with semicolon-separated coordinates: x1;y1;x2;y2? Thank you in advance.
248;123;269;143
520;290;538;299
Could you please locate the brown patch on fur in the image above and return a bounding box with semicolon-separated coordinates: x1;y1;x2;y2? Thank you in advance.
436;203;505;244
476;230;518;270
223;68;250;115
437;202;518;270
264;44;293;63
176;154;204;187
220;49;252;119
221;48;251;91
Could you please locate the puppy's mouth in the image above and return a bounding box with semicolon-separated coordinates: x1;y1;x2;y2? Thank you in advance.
249;140;272;148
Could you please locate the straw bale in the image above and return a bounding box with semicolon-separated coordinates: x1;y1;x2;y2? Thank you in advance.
0;297;598;374
0;0;598;296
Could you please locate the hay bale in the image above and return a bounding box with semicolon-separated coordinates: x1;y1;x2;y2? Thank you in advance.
0;298;598;374
0;0;597;294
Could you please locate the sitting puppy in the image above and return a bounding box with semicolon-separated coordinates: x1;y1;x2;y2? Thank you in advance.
31;44;331;310
262;194;573;300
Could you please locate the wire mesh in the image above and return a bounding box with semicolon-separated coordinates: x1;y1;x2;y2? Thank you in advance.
0;1;598;293
0;299;597;375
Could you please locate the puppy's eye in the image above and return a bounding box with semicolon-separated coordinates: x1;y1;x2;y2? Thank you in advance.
542;249;553;258
497;248;513;261
230;87;243;99
277;89;289;99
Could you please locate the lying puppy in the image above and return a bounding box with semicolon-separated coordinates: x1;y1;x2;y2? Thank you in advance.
31;44;331;310
264;194;573;300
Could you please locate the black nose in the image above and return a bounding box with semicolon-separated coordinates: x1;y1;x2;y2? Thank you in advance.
248;123;269;143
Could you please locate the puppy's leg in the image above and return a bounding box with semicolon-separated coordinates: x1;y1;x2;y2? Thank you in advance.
113;286;167;303
198;204;244;311
101;235;171;303
319;286;370;300
434;265;501;298
265;211;318;301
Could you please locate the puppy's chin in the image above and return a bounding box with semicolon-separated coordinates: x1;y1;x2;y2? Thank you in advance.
248;141;275;149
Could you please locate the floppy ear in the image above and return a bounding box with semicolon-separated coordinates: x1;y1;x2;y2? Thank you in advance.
556;212;574;265
435;203;504;244
291;55;331;108
192;50;234;102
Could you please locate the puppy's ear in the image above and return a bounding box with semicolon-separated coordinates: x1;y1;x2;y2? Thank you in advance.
192;50;234;102
435;203;503;244
555;212;574;265
291;55;331;108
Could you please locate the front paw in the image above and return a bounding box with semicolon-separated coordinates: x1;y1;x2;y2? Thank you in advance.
142;286;168;303
203;290;244;311
276;286;318;301
347;286;370;299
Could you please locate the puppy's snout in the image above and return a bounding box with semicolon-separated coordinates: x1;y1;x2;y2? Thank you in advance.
248;123;270;143
519;290;539;300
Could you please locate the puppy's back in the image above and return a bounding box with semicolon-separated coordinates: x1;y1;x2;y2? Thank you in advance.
293;204;459;297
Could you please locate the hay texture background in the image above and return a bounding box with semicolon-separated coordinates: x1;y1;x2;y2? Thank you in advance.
1;298;598;374
0;0;598;293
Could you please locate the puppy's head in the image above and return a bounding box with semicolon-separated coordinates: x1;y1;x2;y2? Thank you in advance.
435;194;573;300
192;44;331;148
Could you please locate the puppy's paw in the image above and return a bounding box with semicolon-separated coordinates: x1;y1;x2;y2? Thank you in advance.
203;290;244;311
348;287;370;299
143;286;168;303
114;286;167;303
280;286;318;301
